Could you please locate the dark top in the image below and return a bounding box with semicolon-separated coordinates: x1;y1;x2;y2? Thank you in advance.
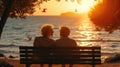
55;37;77;47
33;36;55;47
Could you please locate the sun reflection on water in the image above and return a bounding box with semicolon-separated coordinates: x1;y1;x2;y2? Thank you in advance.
76;16;99;46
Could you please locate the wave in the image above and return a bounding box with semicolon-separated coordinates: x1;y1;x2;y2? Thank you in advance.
0;49;19;55
76;39;120;42
104;53;120;63
12;26;23;30
0;44;19;48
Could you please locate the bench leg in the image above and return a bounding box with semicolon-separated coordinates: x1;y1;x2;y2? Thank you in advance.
48;64;52;67
26;64;31;67
92;64;95;67
40;64;43;67
69;64;73;67
62;64;65;67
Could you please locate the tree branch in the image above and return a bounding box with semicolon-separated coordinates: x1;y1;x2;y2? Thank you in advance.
0;0;14;38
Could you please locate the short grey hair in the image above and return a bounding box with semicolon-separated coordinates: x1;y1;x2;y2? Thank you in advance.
60;26;70;37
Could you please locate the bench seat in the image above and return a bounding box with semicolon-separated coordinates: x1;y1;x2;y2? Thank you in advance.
19;46;101;67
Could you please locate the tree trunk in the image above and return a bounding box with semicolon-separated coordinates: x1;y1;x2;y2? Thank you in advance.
0;0;14;38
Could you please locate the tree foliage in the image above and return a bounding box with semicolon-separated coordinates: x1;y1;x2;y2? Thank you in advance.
0;0;82;38
89;0;120;33
0;0;50;18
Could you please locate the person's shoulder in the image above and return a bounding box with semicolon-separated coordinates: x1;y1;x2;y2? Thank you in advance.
55;38;61;42
55;38;60;41
49;38;55;41
68;38;76;41
35;36;42;39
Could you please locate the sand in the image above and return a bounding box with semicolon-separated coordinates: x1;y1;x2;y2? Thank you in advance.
0;55;120;67
0;59;119;67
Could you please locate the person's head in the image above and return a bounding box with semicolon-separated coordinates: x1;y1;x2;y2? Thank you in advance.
60;26;70;37
40;24;54;38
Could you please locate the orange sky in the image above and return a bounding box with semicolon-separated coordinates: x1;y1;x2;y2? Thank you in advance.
33;0;98;16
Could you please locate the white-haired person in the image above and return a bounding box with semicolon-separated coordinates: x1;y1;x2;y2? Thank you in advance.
34;24;55;47
33;24;55;67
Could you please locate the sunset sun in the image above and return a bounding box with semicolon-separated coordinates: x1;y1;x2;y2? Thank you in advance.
72;0;97;13
34;0;98;15
80;0;97;12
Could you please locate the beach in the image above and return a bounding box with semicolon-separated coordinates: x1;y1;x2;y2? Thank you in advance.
1;59;120;67
0;55;120;67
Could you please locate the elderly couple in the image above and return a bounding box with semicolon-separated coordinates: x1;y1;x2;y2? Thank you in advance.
33;24;77;67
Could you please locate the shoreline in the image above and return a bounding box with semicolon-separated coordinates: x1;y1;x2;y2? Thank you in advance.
1;52;120;67
1;55;120;67
3;59;120;67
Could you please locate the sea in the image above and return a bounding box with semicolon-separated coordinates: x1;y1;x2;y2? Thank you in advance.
0;15;120;61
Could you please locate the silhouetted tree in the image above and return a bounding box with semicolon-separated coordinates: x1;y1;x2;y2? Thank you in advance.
0;0;47;18
0;0;65;58
1;0;82;38
0;0;48;38
0;0;15;38
89;0;120;33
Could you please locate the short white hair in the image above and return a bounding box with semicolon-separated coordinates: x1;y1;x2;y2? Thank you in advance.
40;24;54;36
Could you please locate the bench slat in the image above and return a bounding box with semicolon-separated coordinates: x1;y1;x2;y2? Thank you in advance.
19;46;101;66
20;54;101;58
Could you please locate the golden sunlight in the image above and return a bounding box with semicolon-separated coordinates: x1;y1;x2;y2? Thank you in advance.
78;22;96;46
75;0;97;13
34;0;98;15
77;15;98;46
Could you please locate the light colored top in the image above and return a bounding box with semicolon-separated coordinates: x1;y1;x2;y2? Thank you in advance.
55;37;77;47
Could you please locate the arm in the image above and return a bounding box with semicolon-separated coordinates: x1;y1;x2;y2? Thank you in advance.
73;40;77;46
33;37;38;47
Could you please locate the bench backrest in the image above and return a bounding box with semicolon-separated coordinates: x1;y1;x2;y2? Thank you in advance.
19;46;101;65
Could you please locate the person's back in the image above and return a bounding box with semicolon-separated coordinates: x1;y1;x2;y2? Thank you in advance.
55;26;77;67
33;24;55;47
34;37;54;47
55;26;77;47
56;37;76;47
33;24;55;67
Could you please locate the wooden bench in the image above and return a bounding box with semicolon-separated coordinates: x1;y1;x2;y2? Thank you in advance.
19;46;101;67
